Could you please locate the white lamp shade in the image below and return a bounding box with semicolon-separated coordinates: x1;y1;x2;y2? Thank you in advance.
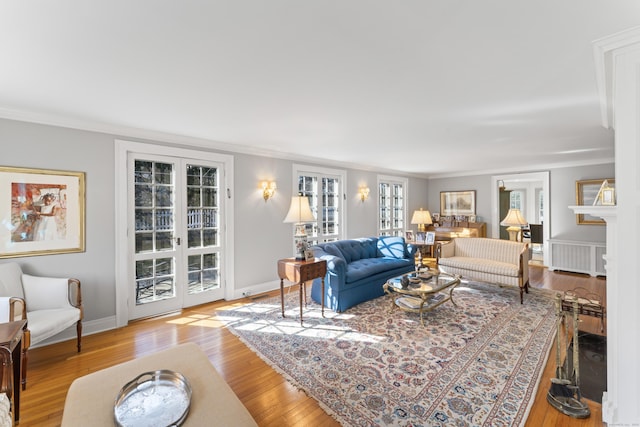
500;208;528;227
283;196;315;223
410;209;433;225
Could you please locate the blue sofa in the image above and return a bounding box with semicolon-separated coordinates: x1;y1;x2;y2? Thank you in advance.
309;236;417;312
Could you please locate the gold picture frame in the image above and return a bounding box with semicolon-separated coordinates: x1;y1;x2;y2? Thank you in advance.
0;166;86;258
575;178;615;225
440;190;476;216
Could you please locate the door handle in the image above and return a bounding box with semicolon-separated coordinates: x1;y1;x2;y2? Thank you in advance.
175;237;181;245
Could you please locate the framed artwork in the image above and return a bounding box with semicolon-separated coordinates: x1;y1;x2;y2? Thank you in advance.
575;178;615;225
425;231;436;245
304;248;315;262
601;187;615;206
415;232;426;244
405;230;414;242
440;190;476;216
0;166;85;258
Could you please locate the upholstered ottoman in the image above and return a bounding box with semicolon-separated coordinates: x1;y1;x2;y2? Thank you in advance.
62;342;257;426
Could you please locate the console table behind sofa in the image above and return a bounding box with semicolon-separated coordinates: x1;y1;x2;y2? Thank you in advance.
309;236;417;312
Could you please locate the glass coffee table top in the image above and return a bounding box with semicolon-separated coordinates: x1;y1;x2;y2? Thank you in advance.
383;269;460;326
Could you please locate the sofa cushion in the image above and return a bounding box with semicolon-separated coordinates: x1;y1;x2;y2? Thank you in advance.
453;238;524;264
438;256;520;277
345;257;413;283
376;236;406;259
331;238;377;263
22;274;71;312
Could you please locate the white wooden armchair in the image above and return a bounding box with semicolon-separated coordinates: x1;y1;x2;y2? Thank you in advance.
0;262;83;389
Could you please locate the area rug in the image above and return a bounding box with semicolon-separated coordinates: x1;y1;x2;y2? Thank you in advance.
216;281;556;426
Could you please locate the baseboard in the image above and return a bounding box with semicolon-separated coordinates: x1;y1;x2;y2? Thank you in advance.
232;279;283;299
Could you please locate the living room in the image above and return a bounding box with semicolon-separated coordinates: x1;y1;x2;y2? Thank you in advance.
1;2;639;426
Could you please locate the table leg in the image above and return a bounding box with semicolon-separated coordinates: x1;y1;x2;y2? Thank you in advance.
449;286;458;307
280;278;286;318
321;278;325;318
12;339;20;422
299;281;303;325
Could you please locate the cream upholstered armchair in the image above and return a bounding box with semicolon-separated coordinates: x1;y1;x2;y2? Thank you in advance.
0;262;83;389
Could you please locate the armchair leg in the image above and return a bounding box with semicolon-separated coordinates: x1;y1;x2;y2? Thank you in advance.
76;320;82;353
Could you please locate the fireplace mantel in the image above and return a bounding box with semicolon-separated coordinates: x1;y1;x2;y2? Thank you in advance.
568;205;617;220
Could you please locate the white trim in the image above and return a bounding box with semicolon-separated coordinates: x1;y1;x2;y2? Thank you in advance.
0;107;425;179
491;171;550;267
427;157;614;180
593;26;640;128
114;140;234;327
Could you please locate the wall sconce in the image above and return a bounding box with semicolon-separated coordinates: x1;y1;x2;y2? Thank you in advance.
358;186;370;202
261;181;277;201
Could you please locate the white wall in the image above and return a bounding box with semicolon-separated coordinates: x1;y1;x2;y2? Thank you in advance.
0;119;117;322
0;117;430;331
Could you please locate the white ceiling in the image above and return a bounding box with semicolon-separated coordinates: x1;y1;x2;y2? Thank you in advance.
1;1;638;177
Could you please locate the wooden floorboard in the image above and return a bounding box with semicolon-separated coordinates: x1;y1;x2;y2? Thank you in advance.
18;265;606;426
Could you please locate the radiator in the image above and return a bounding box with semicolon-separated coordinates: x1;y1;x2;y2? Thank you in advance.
549;239;606;277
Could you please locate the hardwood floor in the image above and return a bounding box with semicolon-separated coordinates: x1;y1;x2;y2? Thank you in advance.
19;266;606;426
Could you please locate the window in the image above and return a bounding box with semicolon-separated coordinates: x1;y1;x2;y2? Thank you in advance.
294;165;345;245
509;190;525;212
378;175;407;237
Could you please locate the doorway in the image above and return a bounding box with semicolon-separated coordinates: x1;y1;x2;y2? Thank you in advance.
115;141;234;326
491;172;550;267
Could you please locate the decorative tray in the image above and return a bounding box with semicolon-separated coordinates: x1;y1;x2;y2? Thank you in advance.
114;370;192;427
418;272;433;280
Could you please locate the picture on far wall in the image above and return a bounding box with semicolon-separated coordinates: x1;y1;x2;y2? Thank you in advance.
0;166;85;258
575;178;615;225
440;190;476;216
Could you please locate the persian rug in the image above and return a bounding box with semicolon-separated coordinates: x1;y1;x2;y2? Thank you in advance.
216;281;556;426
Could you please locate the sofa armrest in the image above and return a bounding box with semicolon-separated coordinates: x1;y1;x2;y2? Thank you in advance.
437;240;455;262
311;247;346;279
519;244;530;285
406;243;418;258
9;297;26;321
68;278;83;322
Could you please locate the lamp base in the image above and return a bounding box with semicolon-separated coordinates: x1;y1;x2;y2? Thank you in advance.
293;224;309;260
506;226;520;241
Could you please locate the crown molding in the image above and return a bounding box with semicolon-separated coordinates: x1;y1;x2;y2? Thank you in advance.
0;107;429;179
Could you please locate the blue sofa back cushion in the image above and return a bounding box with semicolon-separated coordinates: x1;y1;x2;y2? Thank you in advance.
327;238;378;263
377;236;407;259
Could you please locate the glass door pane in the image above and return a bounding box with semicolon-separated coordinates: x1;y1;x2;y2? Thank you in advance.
131;156;182;319
183;163;224;305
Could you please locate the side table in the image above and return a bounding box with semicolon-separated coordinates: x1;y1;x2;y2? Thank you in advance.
277;258;327;325
0;319;27;424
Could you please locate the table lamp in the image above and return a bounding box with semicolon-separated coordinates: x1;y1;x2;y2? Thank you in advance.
500;208;528;241
283;195;315;260
411;209;432;233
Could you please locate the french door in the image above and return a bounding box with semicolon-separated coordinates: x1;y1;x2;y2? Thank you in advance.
128;153;226;320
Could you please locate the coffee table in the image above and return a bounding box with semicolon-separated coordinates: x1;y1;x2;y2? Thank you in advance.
383;270;460;326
